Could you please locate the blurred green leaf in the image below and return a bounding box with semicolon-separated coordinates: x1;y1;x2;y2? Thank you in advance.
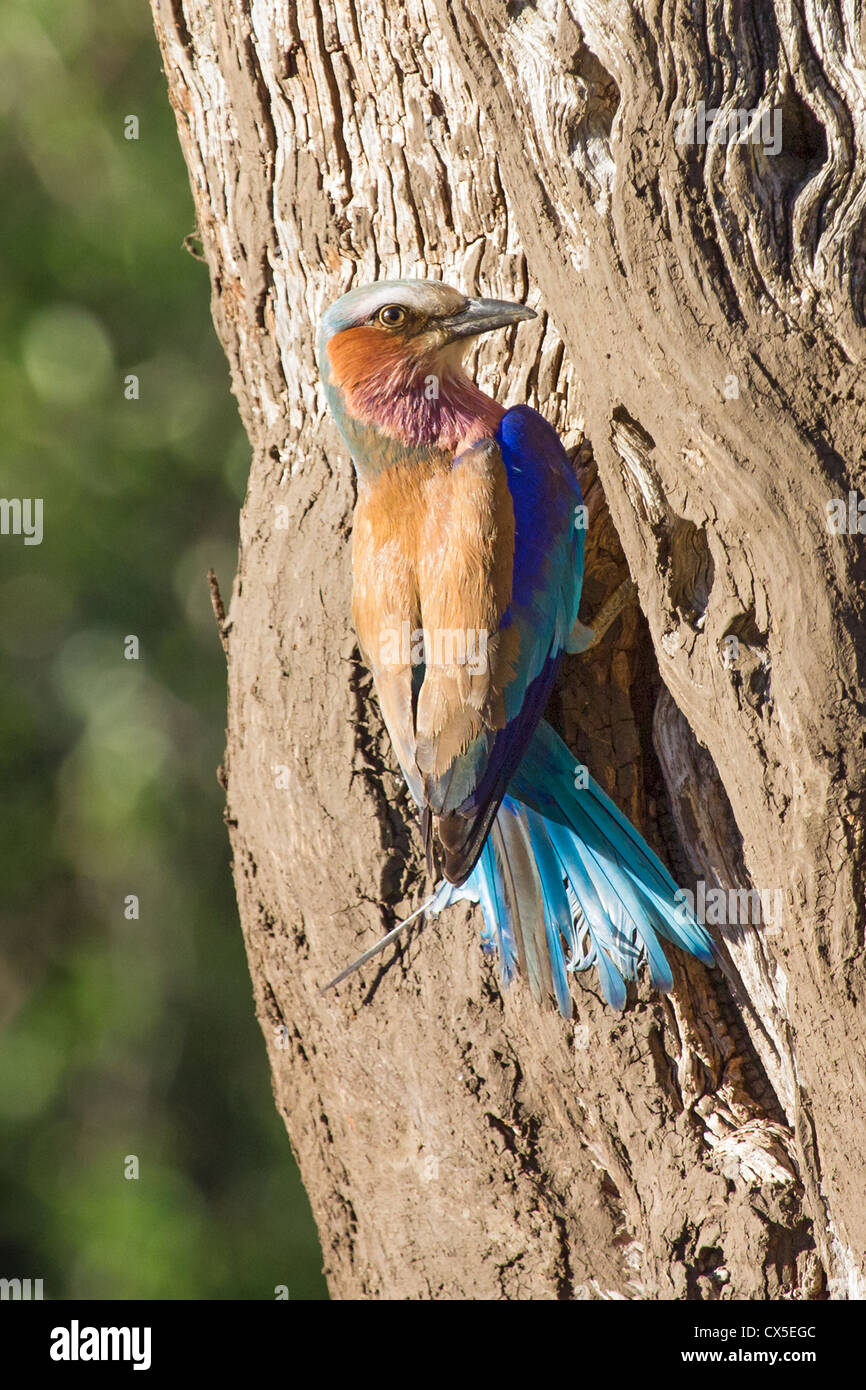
0;0;326;1300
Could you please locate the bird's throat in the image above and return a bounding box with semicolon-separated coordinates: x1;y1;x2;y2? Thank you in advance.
371;365;505;453
327;333;505;459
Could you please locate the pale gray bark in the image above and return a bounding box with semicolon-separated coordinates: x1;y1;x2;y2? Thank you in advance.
152;0;865;1298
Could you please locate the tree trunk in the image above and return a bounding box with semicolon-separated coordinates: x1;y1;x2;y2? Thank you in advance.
151;0;865;1299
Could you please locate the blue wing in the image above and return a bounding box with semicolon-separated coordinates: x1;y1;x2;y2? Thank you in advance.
433;404;585;882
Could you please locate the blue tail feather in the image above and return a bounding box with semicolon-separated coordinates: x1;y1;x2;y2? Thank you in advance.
524;806;574;1017
454;718;714;1013
475;839;518;986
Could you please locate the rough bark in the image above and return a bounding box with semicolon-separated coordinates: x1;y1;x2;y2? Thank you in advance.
152;0;866;1299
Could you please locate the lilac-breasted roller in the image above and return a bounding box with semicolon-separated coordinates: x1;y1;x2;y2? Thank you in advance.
317;279;715;1016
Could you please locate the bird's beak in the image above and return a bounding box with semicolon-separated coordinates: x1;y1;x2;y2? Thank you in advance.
439;296;537;343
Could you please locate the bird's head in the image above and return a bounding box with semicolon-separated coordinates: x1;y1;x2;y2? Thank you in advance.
317;279;535;462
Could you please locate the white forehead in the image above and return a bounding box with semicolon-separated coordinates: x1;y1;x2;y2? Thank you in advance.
320;278;467;340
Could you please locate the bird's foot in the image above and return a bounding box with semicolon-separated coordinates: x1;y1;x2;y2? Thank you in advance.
565;577;636;654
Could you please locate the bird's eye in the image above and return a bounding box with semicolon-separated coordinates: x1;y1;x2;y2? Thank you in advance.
377;304;406;327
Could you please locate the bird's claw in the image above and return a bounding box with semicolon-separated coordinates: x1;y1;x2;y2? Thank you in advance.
566;577;636;653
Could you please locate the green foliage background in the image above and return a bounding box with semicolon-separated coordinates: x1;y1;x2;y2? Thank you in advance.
0;0;326;1298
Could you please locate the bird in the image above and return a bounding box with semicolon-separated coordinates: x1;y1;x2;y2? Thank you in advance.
316;278;715;1016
